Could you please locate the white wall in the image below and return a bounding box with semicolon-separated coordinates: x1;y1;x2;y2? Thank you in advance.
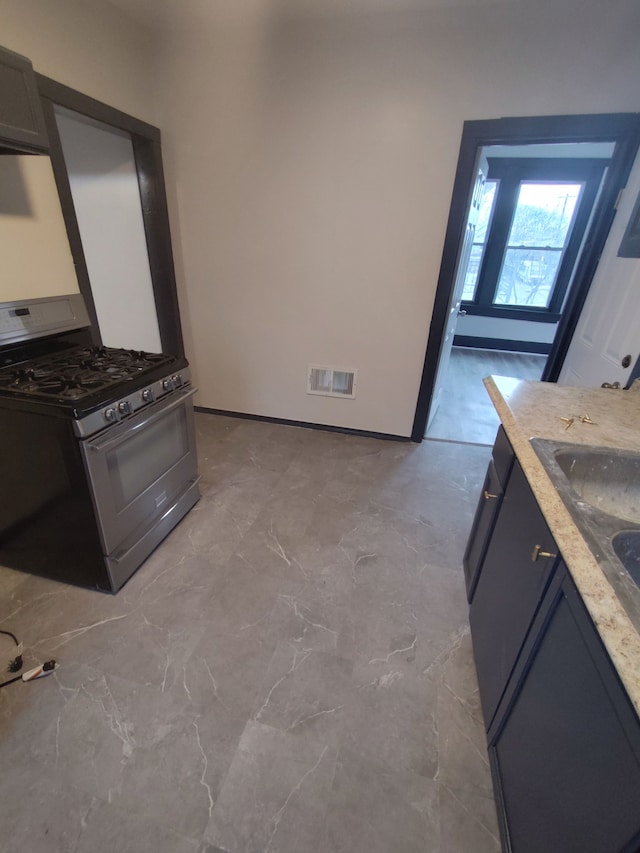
0;0;162;347
0;0;159;124
455;314;557;347
156;0;640;436
0;156;78;303
55;109;162;351
2;0;640;436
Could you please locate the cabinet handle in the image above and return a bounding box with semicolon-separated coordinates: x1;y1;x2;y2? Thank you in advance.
531;544;557;562
484;490;499;500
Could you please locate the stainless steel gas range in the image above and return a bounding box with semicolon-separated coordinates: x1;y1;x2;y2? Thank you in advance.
0;294;200;592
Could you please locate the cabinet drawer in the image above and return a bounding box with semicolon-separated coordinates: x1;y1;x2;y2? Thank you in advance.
464;459;503;602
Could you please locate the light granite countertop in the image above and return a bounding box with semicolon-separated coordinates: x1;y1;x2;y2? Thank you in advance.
484;375;640;718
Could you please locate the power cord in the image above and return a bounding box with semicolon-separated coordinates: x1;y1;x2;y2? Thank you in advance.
0;628;23;676
1;660;57;687
0;628;57;689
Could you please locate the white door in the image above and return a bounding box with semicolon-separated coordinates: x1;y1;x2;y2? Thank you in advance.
559;150;640;389
427;155;488;430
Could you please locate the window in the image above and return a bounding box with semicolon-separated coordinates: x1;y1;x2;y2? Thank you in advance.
462;180;498;302
462;158;608;321
494;182;582;308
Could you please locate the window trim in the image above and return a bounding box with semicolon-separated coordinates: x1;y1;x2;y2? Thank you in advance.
461;303;562;323
463;157;609;319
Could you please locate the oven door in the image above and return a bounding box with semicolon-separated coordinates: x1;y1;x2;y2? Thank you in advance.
80;386;198;558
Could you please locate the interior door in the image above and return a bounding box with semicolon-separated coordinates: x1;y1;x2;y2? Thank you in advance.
426;155;488;430
559;150;640;388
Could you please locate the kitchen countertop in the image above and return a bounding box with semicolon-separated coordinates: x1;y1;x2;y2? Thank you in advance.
484;375;640;718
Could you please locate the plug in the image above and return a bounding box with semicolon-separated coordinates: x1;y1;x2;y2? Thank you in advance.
21;661;57;681
8;655;23;673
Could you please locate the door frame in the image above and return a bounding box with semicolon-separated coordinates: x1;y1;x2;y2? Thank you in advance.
411;113;640;443
36;74;185;357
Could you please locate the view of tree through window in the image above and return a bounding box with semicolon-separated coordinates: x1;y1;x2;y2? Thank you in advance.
494;182;582;308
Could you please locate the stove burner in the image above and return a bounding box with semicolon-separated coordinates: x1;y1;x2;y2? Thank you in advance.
0;344;176;408
38;379;68;394
79;347;167;370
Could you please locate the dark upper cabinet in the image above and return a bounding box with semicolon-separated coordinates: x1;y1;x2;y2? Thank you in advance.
469;458;559;730
488;566;640;853
0;46;48;153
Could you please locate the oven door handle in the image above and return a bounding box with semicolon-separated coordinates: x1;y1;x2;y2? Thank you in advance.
86;386;198;454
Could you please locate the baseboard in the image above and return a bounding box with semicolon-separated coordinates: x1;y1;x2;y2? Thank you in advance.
453;335;552;355
193;406;411;443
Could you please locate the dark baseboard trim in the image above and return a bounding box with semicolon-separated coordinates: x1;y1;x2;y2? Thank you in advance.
453;336;552;355
193;406;410;443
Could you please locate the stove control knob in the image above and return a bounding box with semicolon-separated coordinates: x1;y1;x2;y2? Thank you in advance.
172;373;184;387
105;407;119;423
162;378;175;392
141;388;155;403
118;401;132;416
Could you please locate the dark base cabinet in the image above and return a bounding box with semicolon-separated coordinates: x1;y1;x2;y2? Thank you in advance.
467;428;640;853
469;460;559;729
464;458;504;600
489;568;640;853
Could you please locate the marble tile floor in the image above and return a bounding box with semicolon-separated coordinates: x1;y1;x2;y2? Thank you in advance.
0;413;500;853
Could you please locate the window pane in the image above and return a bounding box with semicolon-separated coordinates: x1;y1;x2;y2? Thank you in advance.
494;181;582;308
462;180;497;301
494;248;562;308
462;244;484;301
476;180;497;242
508;183;581;248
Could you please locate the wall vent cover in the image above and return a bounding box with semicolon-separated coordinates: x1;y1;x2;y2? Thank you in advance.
307;365;357;398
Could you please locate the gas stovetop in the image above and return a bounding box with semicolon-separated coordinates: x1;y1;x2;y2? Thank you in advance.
0;345;178;408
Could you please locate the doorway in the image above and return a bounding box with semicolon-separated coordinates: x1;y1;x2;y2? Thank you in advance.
412;113;640;444
427;140;613;444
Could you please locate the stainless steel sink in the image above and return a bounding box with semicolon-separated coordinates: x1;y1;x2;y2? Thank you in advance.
530;438;640;629
612;531;640;586
553;447;640;524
